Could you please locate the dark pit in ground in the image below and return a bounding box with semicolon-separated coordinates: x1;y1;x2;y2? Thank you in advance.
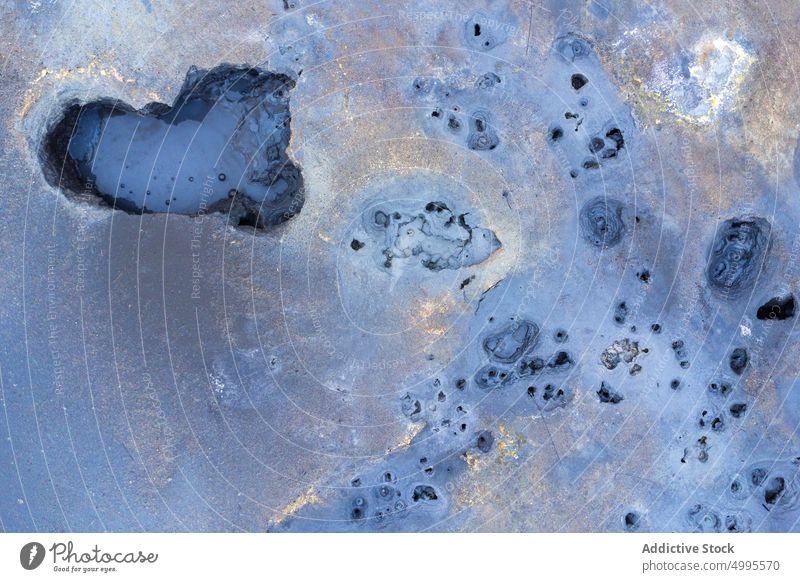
756;293;795;321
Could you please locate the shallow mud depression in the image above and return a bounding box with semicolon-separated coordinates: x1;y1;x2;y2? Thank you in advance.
1;0;800;533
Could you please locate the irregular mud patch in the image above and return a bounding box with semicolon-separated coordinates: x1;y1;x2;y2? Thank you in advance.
40;64;304;228
705;217;771;299
600;338;640;371
364;200;501;271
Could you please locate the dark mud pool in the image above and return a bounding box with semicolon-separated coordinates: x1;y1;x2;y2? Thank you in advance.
42;65;304;228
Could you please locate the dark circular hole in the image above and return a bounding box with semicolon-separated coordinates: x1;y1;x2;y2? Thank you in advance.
571;73;588;90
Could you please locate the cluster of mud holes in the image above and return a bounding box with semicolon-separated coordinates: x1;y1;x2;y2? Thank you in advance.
34;30;800;533
326;307;795;530
346;472;438;526
413;76;500;152
681;459;800;533
471;319;577;413
547;35;628;178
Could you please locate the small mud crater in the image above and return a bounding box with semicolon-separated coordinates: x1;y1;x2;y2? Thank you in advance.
467;109;500;151
580;197;625;248
482;320;540;363
706;218;771;298
597;381;623;404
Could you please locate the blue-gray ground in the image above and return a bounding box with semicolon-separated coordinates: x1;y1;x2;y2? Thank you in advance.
1;0;799;532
